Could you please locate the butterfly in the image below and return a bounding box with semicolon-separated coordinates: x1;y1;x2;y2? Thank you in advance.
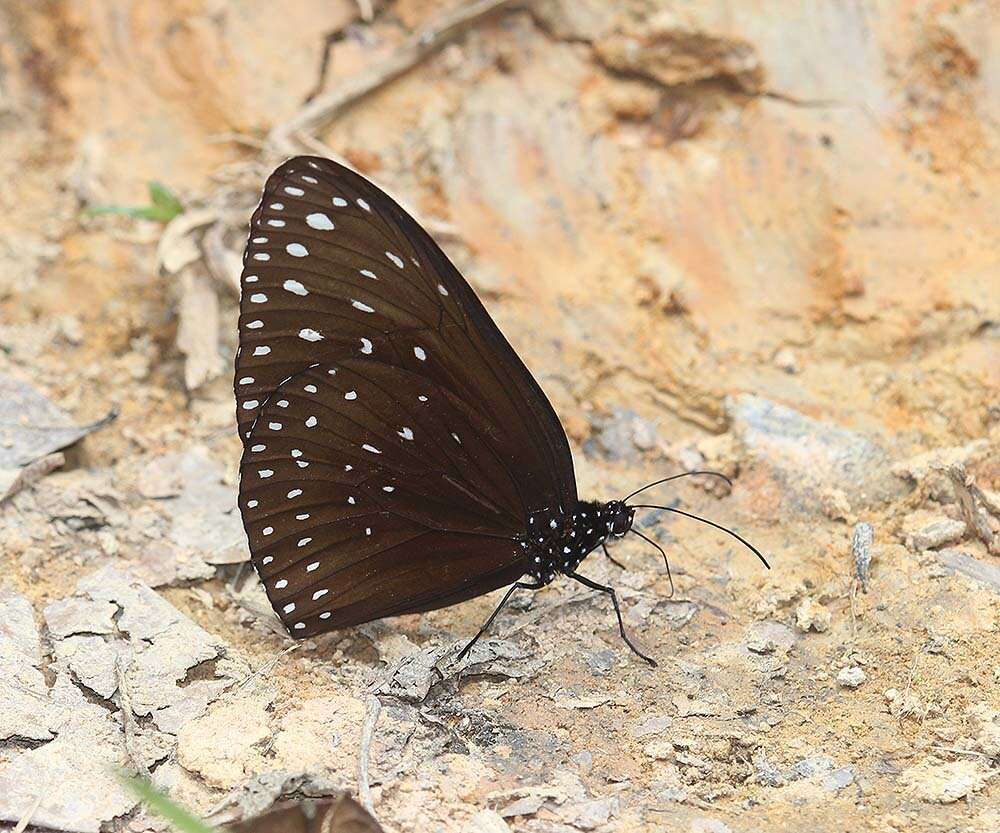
234;156;768;666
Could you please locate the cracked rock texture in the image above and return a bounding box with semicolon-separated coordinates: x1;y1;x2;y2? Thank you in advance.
0;1;998;832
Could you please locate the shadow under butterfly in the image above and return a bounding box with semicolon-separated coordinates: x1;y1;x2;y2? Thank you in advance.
234;156;769;666
229;795;383;833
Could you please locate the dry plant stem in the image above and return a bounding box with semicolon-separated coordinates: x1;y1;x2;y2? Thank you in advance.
269;0;530;153
13;796;42;833
358;694;382;818
234;644;299;694
0;452;64;504
114;652;150;779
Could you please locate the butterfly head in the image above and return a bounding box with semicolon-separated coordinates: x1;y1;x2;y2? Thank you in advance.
604;500;635;539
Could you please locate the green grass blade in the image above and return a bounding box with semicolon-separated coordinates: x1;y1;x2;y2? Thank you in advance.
84;180;184;223
122;775;219;833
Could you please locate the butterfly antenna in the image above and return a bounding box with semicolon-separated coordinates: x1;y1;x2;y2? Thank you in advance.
630;504;770;569
621;471;733;503
629;528;675;597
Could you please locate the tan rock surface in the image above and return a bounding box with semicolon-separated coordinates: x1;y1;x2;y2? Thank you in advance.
0;1;997;831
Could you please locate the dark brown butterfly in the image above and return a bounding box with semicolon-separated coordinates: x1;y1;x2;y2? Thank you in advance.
234;157;767;665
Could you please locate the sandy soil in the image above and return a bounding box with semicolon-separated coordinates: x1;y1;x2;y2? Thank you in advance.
0;2;998;832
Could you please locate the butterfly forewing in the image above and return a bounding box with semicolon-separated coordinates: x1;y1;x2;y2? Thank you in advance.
235;157;576;634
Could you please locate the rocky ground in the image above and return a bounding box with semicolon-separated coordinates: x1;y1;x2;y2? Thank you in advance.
0;1;998;832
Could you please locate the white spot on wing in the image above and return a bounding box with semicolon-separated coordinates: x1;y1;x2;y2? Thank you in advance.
247;319;263;329
283;279;308;295
259;469;273;478
312;589;328;600
304;384;317;393
351;300;375;313
357;198;371;211
398;427;414;440
413;346;427;361
438;284;449;296
297;537;312;548
305;416;318;428
242;399;260;410
284;186;304;196
253;253;270;261
306;213;335;230
299;328;323;342
253;346;270;356
267;219;285;227
270;203;284;210
344;390;357;400
283;603;296;613
360;338;373;354
386;251;404;268
286;243;309;257
250;293;267;303
287;489;302;498
360;269;378;280
362;444;381;454
332;196;348;207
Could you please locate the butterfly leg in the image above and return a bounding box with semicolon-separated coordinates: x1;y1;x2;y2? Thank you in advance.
456;580;544;662
602;542;627;570
566;571;657;667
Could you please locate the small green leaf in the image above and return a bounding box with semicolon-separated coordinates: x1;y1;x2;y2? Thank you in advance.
86;181;184;223
148;181;185;220
121;775;219;833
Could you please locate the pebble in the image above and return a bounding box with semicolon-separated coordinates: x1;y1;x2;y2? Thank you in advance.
837;666;867;688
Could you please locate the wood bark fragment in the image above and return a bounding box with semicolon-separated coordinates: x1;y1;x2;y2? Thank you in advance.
945;464;999;555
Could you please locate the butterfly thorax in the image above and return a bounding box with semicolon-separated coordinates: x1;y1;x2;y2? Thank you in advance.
522;500;634;585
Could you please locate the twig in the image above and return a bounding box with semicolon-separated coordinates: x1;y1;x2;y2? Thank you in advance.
358;694;382;818
13;796;42;833
114;650;150;779
269;0;530;153
233;644;299;694
931;745;992;760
